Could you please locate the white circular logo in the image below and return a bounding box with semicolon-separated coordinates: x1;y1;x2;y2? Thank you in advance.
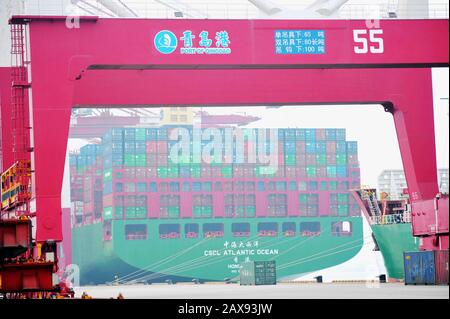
154;30;178;54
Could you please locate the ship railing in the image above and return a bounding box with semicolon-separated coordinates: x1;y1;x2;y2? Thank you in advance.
370;212;411;225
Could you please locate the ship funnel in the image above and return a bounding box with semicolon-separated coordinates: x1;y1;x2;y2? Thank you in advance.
248;0;283;15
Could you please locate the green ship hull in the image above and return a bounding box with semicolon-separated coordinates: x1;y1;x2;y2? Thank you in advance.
371;223;419;280
73;217;364;285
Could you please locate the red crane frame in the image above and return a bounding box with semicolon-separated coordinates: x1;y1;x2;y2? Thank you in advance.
1;16;448;250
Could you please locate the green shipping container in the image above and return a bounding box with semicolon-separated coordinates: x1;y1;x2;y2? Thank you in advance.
299;194;308;203
338;194;349;203
115;207;124;219
338;205;349;216
306;166;316;177
285;155;296;165
168;206;180;217
193;206;203;216
125;207;136;219
257;166;276;177
191;168;201;178
135;154;146;161
135;207;147;218
103;169;113;182
158;167;168;178
336;154;347;165
124;154;136;166
327;166;337;177
104;206;113;220
221;167;232;178
167;167;179;178
135;128;146;140
235;206;245;217
203;206;213;217
316;154;327;165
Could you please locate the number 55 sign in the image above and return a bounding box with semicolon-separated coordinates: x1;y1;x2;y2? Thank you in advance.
353;29;384;54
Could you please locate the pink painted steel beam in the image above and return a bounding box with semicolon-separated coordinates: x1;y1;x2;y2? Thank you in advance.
0;67;13;171
13;16;448;242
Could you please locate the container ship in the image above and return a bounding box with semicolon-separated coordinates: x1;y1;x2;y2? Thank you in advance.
350;188;419;280
69;123;363;285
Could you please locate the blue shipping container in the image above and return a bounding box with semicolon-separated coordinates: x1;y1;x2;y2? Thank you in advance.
336;129;346;140
316;142;327;154
305;129;316;140
347;141;358;153
325;129;337;140
305;142;316;154
295;129;305;140
336;166;347;178
404;251;436;285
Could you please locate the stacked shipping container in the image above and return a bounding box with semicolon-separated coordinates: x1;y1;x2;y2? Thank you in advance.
69;126;361;226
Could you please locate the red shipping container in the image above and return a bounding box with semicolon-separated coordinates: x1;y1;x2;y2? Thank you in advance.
125;195;136;206
146;167;158;178
114;195;124;206
316;129;326;140
146;155;157;165
435;250;449;285
296;141;306;153
326;142;336;153
103;194;113;206
296;167;306;178
233;171;244;178
285;167;296;178
136;168;146;176
168;195;180;206
157;142;168;153
316;167;327;178
157;154;167;165
124;168;136;178
306;154;316;165
348;154;358;165
202;167;212;177
211;167;221;177
83;202;94;214
192;195;202;206
146;141;157;153
274;167;285;178
243;166;254;177
245;141;256;154
326;154;336;164
296;153;306;163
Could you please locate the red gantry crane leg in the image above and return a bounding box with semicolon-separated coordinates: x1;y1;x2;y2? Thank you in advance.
0;22;62;299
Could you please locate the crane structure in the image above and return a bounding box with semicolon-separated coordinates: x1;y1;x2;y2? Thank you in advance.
0;16;448;295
